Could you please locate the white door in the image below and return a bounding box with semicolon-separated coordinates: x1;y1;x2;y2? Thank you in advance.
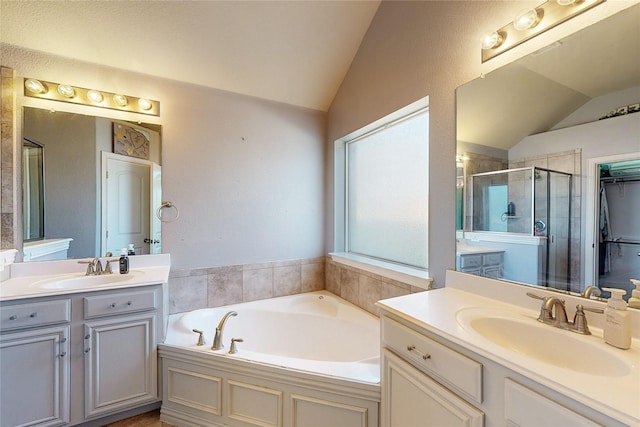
102;153;151;256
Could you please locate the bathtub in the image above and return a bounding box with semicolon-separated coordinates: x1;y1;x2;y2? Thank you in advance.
159;291;381;427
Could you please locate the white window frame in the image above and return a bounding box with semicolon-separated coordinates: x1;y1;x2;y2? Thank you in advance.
332;97;432;289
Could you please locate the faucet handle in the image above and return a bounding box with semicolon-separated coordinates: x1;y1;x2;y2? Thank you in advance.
526;292;546;301
78;259;95;275
572;305;591;335
192;329;206;346
229;338;244;354
572;304;604;335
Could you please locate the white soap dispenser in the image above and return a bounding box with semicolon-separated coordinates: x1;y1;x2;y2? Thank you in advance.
602;288;631;350
629;279;640;309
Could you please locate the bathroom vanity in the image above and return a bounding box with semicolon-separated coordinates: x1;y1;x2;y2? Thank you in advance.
0;255;170;427
377;270;639;427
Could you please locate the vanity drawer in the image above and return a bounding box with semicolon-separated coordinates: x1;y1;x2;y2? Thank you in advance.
1;299;71;331
482;253;503;266
459;254;482;269
84;289;157;319
382;316;482;404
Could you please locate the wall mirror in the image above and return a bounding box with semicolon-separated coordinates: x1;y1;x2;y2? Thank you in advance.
456;4;640;303
20;106;162;262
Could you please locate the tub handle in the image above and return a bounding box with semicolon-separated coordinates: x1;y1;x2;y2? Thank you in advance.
192;329;206;346
229;338;244;354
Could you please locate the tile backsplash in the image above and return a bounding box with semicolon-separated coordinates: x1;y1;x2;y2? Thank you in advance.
167;255;425;316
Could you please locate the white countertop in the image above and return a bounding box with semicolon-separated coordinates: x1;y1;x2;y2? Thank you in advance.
377;272;640;426
456;245;504;255
0;254;170;301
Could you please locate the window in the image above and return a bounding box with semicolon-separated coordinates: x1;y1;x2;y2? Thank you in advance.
334;97;429;278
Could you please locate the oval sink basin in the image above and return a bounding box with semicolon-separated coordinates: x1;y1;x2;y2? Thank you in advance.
31;271;142;290
456;308;631;377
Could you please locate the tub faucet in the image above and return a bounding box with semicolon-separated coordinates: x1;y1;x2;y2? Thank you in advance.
211;311;238;350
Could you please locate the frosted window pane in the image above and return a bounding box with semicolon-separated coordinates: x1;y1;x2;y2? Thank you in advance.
347;111;429;269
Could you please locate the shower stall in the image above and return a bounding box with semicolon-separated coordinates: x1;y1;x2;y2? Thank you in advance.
471;167;572;289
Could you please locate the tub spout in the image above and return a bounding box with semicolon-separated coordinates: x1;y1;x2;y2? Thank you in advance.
212;311;238;350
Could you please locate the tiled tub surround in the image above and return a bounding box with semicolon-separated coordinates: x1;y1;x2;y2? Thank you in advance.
168;257;326;314
167;256;426;316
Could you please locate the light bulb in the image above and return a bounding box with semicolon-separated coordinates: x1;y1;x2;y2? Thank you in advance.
138;98;152;110
513;8;540;31
113;94;128;107
25;79;47;94
57;84;75;98
481;31;503;50
87;90;104;104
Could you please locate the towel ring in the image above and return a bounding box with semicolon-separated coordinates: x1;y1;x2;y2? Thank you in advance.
157;201;180;223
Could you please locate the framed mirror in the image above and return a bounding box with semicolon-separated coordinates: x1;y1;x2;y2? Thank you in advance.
21;107;162;262
456;5;640;302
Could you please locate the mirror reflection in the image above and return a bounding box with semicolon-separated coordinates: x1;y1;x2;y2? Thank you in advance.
22;138;44;241
21;107;162;261
456;5;640;302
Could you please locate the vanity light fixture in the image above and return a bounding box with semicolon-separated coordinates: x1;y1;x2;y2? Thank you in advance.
23;77;159;116
481;0;604;62
481;31;505;50
57;84;75;98
513;8;541;31
86;89;104;104
113;94;128;107
138;98;152;111
24;78;47;94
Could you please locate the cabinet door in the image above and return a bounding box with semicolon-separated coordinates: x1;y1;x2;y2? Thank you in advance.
84;312;157;419
0;326;70;427
382;349;483;427
504;379;600;427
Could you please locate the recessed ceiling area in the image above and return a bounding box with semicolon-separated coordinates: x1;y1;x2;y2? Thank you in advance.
0;1;381;112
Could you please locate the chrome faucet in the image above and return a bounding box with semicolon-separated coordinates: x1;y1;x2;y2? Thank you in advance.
211;311;238;350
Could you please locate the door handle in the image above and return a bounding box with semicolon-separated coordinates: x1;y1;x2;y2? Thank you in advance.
144;238;160;244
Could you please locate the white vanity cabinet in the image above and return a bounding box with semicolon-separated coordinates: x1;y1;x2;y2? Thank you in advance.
381;315;483;427
0;284;163;427
83;289;159;419
0;299;71;427
379;306;631;427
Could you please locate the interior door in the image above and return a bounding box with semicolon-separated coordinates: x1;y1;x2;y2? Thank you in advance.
102;153;151;256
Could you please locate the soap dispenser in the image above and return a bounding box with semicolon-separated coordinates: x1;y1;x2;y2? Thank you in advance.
602;288;631;350
119;248;129;274
629;279;640;309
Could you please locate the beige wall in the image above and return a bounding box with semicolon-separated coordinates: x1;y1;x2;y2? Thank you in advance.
326;0;638;287
1;1;637;289
0;44;327;270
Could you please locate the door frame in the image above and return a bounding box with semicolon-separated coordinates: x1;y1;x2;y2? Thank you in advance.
584;151;640;287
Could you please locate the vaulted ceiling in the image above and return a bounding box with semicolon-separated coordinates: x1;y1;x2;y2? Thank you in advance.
0;1;381;112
